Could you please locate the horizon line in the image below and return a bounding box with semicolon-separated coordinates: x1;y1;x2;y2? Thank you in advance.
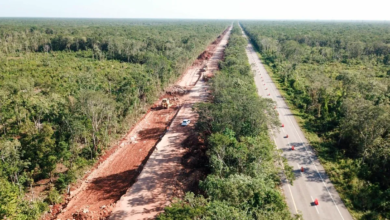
0;17;390;22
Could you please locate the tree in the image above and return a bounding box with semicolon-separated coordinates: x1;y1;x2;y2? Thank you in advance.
0;177;19;219
200;174;286;211
340;98;390;160
0;139;29;192
21;122;57;180
241;21;390;218
79;90;116;154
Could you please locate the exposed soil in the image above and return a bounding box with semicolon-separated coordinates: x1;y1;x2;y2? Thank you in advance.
25;164;67;204
174;26;231;197
45;27;231;220
108;26;232;220
197;51;212;61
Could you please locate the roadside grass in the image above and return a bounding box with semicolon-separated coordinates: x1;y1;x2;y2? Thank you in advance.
256;52;364;220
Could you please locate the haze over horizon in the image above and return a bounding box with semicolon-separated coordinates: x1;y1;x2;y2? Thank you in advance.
1;0;390;21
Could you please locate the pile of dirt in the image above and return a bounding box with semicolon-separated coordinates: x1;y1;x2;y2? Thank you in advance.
193;51;212;66
191;27;228;68
165;85;188;95
42;204;63;220
210;29;229;47
71;203;115;220
197;51;213;60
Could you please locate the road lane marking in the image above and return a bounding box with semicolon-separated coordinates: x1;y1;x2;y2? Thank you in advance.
272;136;298;214
256;60;344;218
288;184;299;214
245;38;347;220
284;112;345;220
243;27;298;214
252;51;346;220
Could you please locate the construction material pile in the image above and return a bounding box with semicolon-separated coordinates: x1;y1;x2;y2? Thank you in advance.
197;51;213;60
166;85;188;95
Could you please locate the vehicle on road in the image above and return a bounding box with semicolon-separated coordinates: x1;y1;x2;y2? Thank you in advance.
181;119;191;126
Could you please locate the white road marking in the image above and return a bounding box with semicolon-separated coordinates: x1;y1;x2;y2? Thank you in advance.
288;184;299;214
256;55;346;220
284;109;345;220
272;136;298;214
245;29;302;217
248;36;346;220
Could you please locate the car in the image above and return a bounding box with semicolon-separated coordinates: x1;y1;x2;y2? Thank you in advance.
181;119;191;126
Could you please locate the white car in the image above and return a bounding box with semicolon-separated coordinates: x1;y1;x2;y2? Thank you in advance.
181;119;191;126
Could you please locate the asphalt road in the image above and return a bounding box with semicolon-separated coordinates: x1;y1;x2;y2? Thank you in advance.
240;24;354;220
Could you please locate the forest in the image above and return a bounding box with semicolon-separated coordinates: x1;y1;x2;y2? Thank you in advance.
241;21;390;219
158;24;299;220
0;18;229;219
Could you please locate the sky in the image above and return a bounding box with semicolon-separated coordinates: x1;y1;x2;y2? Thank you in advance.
0;0;389;20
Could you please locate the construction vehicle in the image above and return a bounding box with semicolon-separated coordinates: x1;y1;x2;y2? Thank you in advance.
161;98;171;109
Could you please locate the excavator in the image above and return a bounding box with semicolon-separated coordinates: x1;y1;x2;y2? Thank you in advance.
161;98;171;109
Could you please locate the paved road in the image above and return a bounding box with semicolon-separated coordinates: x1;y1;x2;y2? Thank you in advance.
109;26;232;220
240;24;354;220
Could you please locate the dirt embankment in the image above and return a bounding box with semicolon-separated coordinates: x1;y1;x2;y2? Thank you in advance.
44;27;230;220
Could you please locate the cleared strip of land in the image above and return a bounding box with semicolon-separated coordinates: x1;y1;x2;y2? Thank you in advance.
109;26;232;220
54;27;231;220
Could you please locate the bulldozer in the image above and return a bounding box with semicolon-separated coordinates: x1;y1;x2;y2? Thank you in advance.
161;98;172;109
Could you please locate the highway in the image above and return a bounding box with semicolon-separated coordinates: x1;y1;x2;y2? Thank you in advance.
240;24;354;220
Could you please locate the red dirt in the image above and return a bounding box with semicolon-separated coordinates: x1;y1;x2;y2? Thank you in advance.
48;106;179;220
46;27;230;220
108;26;232;220
197;51;212;60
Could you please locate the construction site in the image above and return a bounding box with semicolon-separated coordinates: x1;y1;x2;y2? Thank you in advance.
44;26;231;220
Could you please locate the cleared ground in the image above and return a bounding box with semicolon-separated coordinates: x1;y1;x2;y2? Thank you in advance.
109;26;232;220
